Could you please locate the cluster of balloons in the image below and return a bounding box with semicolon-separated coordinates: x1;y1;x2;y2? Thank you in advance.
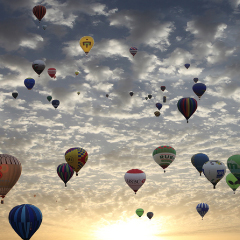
136;209;154;219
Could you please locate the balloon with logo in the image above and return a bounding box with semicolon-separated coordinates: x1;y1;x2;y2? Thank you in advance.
65;148;88;176
124;169;146;194
33;5;46;22
12;92;18;99
226;173;240;194
196;203;209;220
136;208;144;217
191;153;209;176
47;96;52;102
24;78;35;90
156;103;162;110
227;155;240;182
152;146;176;173
185;63;190;69
192;83;207;100
177;97;197;123
9;204;42;239
79;36;94;56
202;160;226;189
0;154;22;204
129;47;138;57
52;100;60;109
193;78;198;83
32;60;45;77
161;86;166;91
147;212;154;220
48;68;56;78
57;163;74;187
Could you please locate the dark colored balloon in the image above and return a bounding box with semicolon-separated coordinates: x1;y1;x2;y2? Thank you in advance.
185;63;190;69
145;97;148;100
12;92;18;99
193;78;198;83
163;96;166;103
161;86;166;91
192;83;207;99
147;212;154;219
129;92;134;97
177;97;197;123
106;94;109;98
33;5;46;22
52;100;60;109
148;94;152;99
156;103;162;110
24;78;35;90
57;163;74;187
154;111;160;117
47;96;52;102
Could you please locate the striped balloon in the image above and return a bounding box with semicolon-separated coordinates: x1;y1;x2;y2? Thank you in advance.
33;5;46;22
196;203;209;220
9;204;42;240
57;163;74;187
129;47;138;57
177;97;197;123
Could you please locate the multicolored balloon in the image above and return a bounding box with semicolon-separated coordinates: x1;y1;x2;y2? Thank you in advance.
156;103;162;110
48;68;56;78
227;155;240;182
47;96;52;102
193;78;198;83
32;60;45;77
79;36;94;56
65;148;88;176
177;97;197;123
154;111;160;117
191;153;209;176
136;208;144;217
124;169;146;194
24;78;35;90
161;86;166;91
129;47;138;57
129;91;134;97
185;63;190;69
33;5;46;22
12;92;18;99
75;71;79;75
152;146;176;173
57;163;74;187
9;204;42;239
192;83;206;100
202;160;226;189
0;154;22;204
52;100;60;109
196;203;209;220
147;212;153;220
226;173;240;194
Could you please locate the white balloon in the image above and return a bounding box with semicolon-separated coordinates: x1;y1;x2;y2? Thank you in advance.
202;160;226;189
124;169;146;194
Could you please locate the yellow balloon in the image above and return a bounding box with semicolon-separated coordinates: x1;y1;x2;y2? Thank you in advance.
79;36;94;56
77;92;80;95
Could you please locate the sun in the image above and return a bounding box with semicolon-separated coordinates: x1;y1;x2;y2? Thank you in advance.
94;217;164;240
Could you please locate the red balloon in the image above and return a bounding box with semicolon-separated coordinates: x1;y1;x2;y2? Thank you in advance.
33;5;46;22
48;68;56;78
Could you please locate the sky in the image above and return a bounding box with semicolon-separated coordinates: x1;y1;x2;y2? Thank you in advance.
1;0;240;239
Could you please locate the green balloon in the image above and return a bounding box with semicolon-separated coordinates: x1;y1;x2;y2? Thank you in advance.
145;97;148;100
47;96;52;102
226;173;240;194
227;155;240;181
136;208;144;217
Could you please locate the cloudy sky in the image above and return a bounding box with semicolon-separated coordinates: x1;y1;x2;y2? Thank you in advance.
1;0;240;239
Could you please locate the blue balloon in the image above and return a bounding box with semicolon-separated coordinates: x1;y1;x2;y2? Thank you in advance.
184;63;190;69
192;83;207;99
24;78;35;90
191;153;209;176
193;78;198;83
156;103;162;110
9;204;42;240
196;203;209;220
52;100;60;109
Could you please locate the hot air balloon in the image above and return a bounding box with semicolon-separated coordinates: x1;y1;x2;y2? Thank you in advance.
147;212;153;220
124;169;146;194
65;148;88;176
192;83;206;100
0;154;22;204
9;204;42;239
227;155;240;183
154;111;160;117
136;208;144;217
52;100;60;109
79;36;94;56
129;47;138;57
163;96;166;103
191;153;209;176
156;103;162;110
177;97;197;123
106;94;109;98
196;203;209;220
32;60;45;77
185;63;190;69
129;92;134;97
42;25;47;30
47;96;52;102
12;92;18;99
24;78;35;90
33;5;46;22
75;71;79;76
226;173;240;194
77;92;80;95
202;160;226;189
148;94;152;99
57;163;74;187
161;86;166;91
152;146;176;173
48;68;56;78
193;78;198;83
145;97;148;100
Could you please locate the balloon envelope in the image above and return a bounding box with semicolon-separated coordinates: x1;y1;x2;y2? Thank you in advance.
33;5;46;21
191;153;209;176
161;86;166;91
52;100;60;109
147;212;154;219
0;154;22;203
12;92;18;99
129;92;134;97
42;25;47;30
152;146;176;172
48;68;56;78
75;71;79;75
106;94;109;97
148;94;152;99
185;63;190;69
192;83;207;99
124;169;146;194
32;60;45;76
156;103;162;110
196;203;209;219
226;173;240;193
57;163;74;187
163;96;166;103
9;204;42;240
79;36;94;56
77;92;80;95
136;208;144;217
47;96;52;102
129;47;138;57
227;155;240;181
177;97;197;123
154;111;160;117
202;160;226;189
193;78;198;83
24;78;35;90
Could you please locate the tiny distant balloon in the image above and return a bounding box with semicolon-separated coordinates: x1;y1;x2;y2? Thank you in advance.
156;103;162;110
52;100;60;109
148;94;152;99
163;96;166;103
47;96;52;102
193;78;198;83
226;173;240;194
191;153;209;176
161;86;166;91
12;92;18;99
124;169;146;194
136;208;144;217
79;36;94;56
33;5;46;22
106;94;109;98
32;60;45;77
185;63;190;69
147;212;154;220
57;163;74;187
48;68;56;78
129;92;134;97
42;25;47;30
177;97;197;123
24;78;35;90
77;92;80;95
145;97;148;100
129;47;138;57
196;203;209;220
154;111;160;117
192;83;207;100
75;71;79;75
